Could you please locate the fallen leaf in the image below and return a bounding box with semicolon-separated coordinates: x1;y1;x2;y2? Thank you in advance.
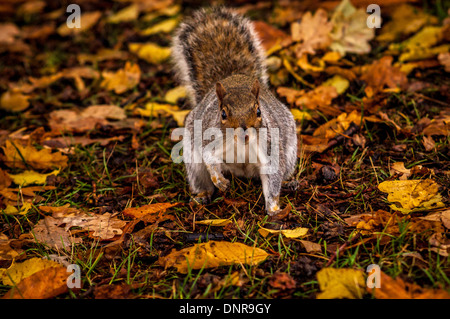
140;17;179;35
361;56;408;97
158;241;268;273
48;104;126;133
31;216;83;250
291;109;313;122
422;135;436;152
164;86;186;104
195;219;232;227
100;62;141;94
253;21;292;55
291;9;332;59
316;267;366;299
122;202;178;222
0;90;30;112
57;11;101;36
136;102;189;126
2;266;69;299
438;52;450;72
369;271;450;299
3;203;32;215
268;272;296;290
378;179;445;214
41;205;127;240
0;257;61;286
329;0;374;55
391;162;411;180
1;140;68;170
0;23;20;44
377;4;438;42
128;42;171;64
107;4;140;23
258;226;308;239
7;169;60;186
299;240;322;253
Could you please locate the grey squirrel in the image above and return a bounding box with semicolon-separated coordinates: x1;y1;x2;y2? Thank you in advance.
171;7;297;215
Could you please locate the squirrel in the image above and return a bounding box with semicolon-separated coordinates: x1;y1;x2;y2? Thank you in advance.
171;7;297;216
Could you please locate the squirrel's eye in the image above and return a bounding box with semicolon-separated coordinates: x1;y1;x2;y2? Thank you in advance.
256;107;261;117
221;109;227;120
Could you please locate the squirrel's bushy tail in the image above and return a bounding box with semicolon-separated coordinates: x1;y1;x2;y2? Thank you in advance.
171;7;268;106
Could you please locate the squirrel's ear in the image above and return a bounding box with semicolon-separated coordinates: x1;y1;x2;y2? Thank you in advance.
251;79;260;100
216;82;226;103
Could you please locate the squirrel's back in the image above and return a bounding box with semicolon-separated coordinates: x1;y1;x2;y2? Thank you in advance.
172;7;268;106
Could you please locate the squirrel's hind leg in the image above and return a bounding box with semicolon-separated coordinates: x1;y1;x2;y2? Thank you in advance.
260;173;283;216
186;162;214;205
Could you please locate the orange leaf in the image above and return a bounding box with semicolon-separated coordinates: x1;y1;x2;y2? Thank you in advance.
2;267;69;299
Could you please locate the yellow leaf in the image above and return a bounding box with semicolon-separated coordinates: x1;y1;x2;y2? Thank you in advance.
7;169;60;186
0;90;30;112
164;86;186;104
158;241;268;273
195;219;232;226
378;179;445;214
322;75;349;95
389;26;444;53
136;102;189;126
128;42;171;64
0;257;61;286
291;109;312;122
140;17;179;35
322;51;341;62
258;226;308;239
377;4;438;43
1;140;68;170
100;61;141;94
142;5;181;22
316;268;366;299
3;203;32;215
57;11;101;36
107;4;139;23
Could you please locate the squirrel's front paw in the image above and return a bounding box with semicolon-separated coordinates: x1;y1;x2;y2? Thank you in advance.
190;192;211;205
211;174;230;192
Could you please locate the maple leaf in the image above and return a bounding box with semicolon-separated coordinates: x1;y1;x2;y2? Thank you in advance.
360;56;408;97
291;8;332;59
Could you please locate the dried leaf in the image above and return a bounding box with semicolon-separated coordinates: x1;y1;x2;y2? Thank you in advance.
378;179;445;214
258;226;308;239
1;140;68;170
291;9;332;58
7;169;60;186
0;90;29;112
128;42;171;64
57;11;101;36
136;102;189;126
159;241;268;273
0;257;61;286
316;268;366;299
195;219;232;226
370;271;450;299
100;62;141;94
140;17;179;35
330;0;374;55
2;266;69;299
31;216;83;250
107;4;139;23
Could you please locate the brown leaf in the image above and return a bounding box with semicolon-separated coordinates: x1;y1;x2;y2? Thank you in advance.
361;56;408;97
370;271;450;299
122;202;179;222
291;9;332;58
268;272;296;290
2;266;69;299
253;21;292;53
